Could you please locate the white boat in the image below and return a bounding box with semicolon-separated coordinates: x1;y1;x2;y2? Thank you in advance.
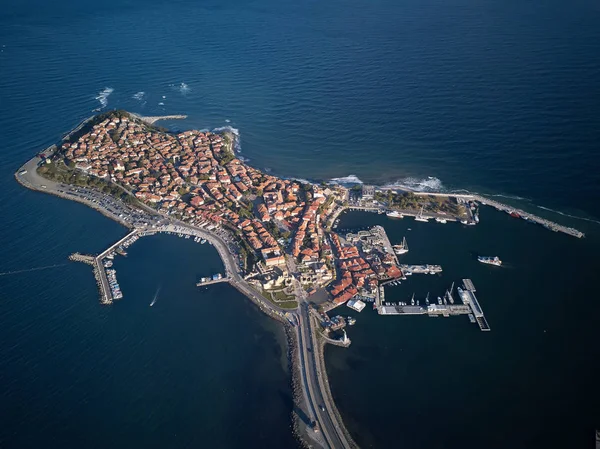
435;217;447;224
410;293;415;306
415;206;429;222
478;256;502;266
386;210;403;219
425;293;430;306
393;237;409;255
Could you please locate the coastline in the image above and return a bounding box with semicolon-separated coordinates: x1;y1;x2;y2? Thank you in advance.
15;111;585;449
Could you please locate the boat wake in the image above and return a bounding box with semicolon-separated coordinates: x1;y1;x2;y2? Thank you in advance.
537;206;600;225
150;286;161;307
95;87;114;109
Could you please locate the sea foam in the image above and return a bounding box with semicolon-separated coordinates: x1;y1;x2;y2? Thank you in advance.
95;87;114;109
328;175;364;186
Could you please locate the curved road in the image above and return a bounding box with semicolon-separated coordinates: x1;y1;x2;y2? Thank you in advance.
17;159;352;449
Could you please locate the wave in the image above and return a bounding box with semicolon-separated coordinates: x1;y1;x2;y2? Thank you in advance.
95;87;114;109
170;82;190;95
212;126;242;152
537;206;600;224
328;174;364;186
382;176;444;192
132;91;145;101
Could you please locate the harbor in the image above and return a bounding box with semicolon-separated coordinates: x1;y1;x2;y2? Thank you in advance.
68;223;235;304
377;279;491;331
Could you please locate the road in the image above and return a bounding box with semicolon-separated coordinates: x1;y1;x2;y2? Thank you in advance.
297;303;350;449
17;157;353;448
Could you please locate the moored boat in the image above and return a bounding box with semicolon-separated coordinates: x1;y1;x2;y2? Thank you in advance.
386;210;403;219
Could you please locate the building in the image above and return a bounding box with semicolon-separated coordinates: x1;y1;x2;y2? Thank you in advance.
362;185;375;199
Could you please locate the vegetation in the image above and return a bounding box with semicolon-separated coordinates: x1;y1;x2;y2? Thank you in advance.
37;160;143;206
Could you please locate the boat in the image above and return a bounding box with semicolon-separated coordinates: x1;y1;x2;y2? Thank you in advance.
473;213;479;223
410;293;415;306
437;296;442;305
200;239;207;244
415;205;429;222
425;292;430;306
510;211;521;218
386;210;403;219
393;237;409;255
468;313;476;323
435;217;447;224
446;282;455;304
460;219;468;225
478;256;502;266
347;317;357;326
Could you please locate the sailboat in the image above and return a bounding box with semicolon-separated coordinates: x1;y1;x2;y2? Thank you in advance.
415;205;429;222
393;237;409;255
447;282;455;304
425;292;430;306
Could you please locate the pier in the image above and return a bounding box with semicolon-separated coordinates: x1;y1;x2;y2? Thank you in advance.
131;114;188;124
458;279;491;331
412;192;585;238
196;276;230;287
377;280;491;331
400;264;443;274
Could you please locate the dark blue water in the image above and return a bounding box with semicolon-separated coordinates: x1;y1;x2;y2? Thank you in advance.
1;0;599;447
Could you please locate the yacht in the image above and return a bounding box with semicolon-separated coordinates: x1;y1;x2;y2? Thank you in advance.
386;210;403;219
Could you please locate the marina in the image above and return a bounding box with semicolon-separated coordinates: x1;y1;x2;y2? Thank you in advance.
69;224;234;304
377;279;491;331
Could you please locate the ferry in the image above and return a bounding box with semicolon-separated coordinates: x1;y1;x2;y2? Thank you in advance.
435;217;447;224
386;210;403;219
393;237;409;255
478;256;502;266
415;206;429;222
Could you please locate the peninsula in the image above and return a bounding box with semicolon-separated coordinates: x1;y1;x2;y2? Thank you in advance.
15;111;584;448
